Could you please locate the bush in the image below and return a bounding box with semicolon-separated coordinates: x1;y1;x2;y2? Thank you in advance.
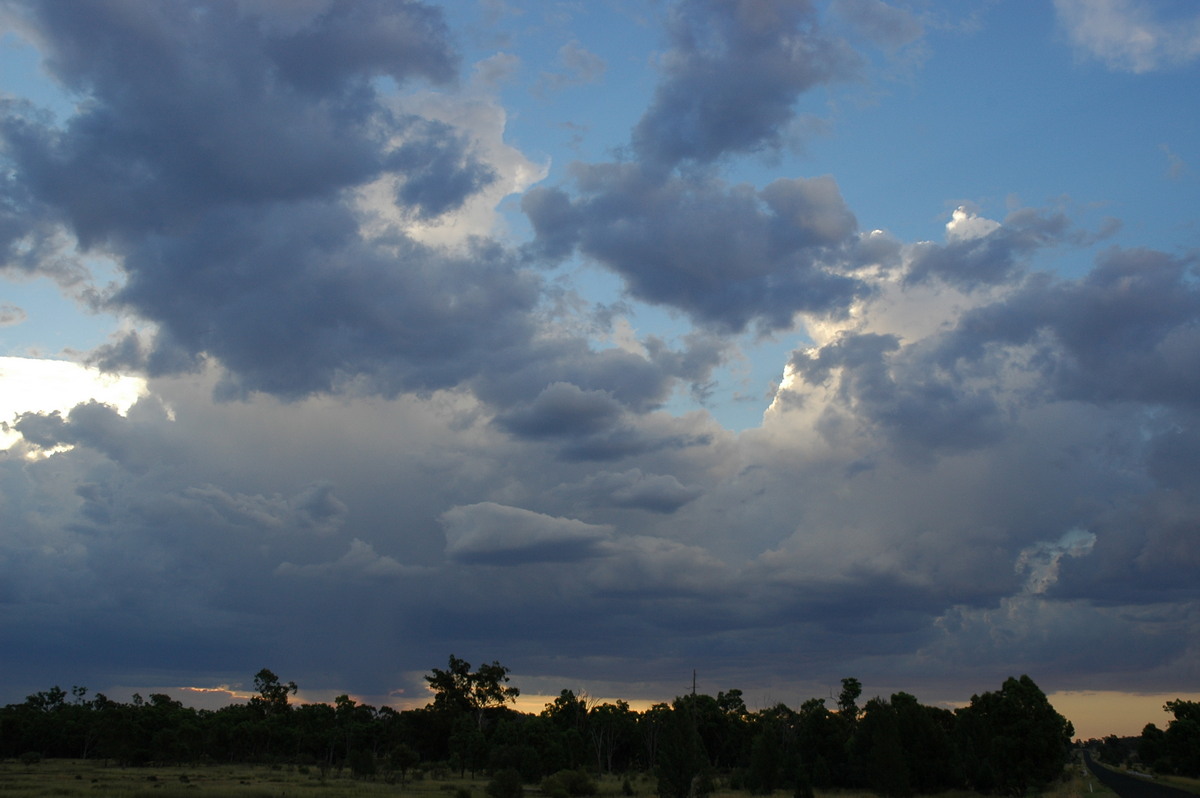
487;768;525;798
542;769;597;798
19;751;42;766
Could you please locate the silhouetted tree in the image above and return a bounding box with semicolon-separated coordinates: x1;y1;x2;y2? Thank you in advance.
426;654;520;731
956;675;1073;795
655;698;711;798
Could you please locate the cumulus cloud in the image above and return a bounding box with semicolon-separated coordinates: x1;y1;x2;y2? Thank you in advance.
904;207;1078;289
632;0;860;166
0;357;146;451
524;168;864;333
0;0;550;404
1055;0;1200;73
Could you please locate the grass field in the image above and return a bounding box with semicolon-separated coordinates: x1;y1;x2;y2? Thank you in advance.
0;758;1107;798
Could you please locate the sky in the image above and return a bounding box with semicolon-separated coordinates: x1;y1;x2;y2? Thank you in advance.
1;0;1199;741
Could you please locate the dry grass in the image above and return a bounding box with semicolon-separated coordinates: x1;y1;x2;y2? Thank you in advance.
0;759;489;798
0;759;1094;798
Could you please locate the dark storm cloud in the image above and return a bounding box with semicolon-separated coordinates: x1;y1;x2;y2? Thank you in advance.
632;0;860;166
494;382;624;439
0;0;470;245
0;0;555;402
4;0;1199;715
93;204;540;399
524;167;865;333
0;432;358;690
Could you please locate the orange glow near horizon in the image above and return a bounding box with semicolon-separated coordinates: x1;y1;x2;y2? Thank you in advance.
139;684;1200;741
1047;691;1200;740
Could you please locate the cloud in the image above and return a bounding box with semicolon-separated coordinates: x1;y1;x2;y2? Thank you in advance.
94;215;543;400
934;247;1200;408
632;0;860;166
904;207;1077;290
1016;528;1097;595
0;0;467;244
524;167;865;334
538;40;606;94
0;0;549;403
0;304;27;326
2;0;1200;713
441;502;612;565
1055;0;1200;73
555;468;704;514
0;357;146;450
588;535;734;597
277;538;416;578
494;382;625;439
829;0;924;51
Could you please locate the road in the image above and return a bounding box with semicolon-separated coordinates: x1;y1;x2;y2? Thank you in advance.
1084;752;1195;798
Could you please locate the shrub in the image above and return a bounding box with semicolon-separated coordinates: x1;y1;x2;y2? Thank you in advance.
487;768;525;798
542;769;597;798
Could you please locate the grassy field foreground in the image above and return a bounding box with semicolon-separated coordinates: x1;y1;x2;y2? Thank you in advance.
0;759;1102;798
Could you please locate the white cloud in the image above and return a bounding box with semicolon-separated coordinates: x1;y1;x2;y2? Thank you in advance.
945;206;1001;242
1016;527;1097;595
1055;0;1200;73
0;357;146;450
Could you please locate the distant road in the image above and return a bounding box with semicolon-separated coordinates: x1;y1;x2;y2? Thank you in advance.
1084;752;1194;798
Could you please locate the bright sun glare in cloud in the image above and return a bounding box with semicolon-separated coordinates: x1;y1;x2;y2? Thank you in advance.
0;356;147;451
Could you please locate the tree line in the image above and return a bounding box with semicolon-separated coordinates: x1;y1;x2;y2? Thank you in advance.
1092;699;1200;778
0;658;1075;797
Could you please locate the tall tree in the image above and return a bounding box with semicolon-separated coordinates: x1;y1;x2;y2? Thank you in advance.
250;668;297;716
425;655;520;730
837;678;863;722
955;675;1073;795
655;698;710;798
